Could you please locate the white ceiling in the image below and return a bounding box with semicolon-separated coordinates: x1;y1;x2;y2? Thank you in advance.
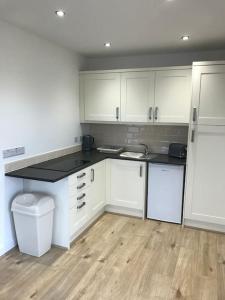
0;0;225;57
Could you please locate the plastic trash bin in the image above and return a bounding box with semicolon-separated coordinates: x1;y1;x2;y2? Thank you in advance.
11;192;55;257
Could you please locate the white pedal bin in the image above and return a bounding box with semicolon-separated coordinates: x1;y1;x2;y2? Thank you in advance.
11;193;55;257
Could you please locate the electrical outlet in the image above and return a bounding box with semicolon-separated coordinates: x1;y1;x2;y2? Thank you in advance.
3;147;25;158
74;137;78;143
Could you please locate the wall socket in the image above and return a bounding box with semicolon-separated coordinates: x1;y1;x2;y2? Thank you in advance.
3;147;25;159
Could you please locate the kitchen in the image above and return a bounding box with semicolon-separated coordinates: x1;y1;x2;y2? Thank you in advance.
1;0;225;299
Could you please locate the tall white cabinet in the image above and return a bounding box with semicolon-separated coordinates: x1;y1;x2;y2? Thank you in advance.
191;63;225;126
185;61;225;232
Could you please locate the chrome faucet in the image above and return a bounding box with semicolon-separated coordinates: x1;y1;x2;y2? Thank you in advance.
139;143;151;156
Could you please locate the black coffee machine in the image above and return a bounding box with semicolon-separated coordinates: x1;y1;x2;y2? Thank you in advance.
82;135;94;151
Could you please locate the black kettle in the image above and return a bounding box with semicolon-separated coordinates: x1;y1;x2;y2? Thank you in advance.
82;135;94;151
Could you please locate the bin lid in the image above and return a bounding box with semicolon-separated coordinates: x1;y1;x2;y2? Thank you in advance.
11;193;55;216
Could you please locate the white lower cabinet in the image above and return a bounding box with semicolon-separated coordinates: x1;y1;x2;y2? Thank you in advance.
23;158;147;248
106;159;146;217
68;161;106;242
184;125;225;230
89;161;106;217
23;161;106;249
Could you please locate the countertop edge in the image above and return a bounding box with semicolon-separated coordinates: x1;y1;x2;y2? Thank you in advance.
5;151;186;183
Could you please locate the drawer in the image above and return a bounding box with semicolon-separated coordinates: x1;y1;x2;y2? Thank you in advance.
68;169;90;188
70;199;88;236
69;181;87;198
69;191;87;208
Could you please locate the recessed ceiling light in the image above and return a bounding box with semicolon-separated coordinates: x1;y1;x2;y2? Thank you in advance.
181;35;190;41
55;10;65;17
104;42;111;48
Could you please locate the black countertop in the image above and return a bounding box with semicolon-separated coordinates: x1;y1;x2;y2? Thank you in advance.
5;150;186;183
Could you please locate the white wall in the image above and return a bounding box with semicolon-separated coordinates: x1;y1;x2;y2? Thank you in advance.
83;49;225;70
0;20;84;254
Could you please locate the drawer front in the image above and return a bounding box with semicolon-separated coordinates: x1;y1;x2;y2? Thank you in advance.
69;190;87;208
68;168;91;188
70;197;88;236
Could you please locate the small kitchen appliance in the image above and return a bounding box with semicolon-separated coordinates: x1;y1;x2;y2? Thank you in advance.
168;143;187;159
82;135;94;151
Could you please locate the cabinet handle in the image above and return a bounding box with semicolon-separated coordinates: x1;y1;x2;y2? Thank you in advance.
116;107;119;120
77;183;86;190
139;165;143;177
191;129;195;143
91;168;95;182
154;107;158;120
77;172;86;179
77;202;86;210
77;193;86;201
148;107;153;120
192;107;197;122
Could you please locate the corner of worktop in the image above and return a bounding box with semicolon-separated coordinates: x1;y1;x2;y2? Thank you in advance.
4;145;82;174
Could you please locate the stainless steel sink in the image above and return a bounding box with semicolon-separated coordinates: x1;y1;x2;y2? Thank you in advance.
120;152;145;159
120;152;157;160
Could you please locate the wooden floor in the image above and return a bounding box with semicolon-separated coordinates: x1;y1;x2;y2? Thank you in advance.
0;213;225;300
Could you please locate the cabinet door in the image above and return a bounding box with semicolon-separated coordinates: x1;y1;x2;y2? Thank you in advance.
185;125;225;225
121;72;155;122
108;159;146;210
89;161;106;216
191;65;225;125
154;69;191;123
80;73;121;122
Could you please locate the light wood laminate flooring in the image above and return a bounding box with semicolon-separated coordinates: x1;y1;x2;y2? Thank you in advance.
0;213;225;300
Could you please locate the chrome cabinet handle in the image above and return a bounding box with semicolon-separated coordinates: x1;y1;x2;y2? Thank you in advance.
77;202;86;210
77;193;86;201
139;165;143;177
192;107;197;122
77;172;86;179
191;129;195;143
148;107;153;120
77;183;86;190
154;107;158;120
91;168;95;182
116;107;119;120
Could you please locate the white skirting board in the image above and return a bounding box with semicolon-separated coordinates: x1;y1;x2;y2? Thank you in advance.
105;205;143;218
184;219;225;234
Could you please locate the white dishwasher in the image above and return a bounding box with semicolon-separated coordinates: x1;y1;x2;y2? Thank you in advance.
147;163;184;224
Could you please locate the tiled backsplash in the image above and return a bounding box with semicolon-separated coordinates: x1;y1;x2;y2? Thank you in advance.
81;124;188;154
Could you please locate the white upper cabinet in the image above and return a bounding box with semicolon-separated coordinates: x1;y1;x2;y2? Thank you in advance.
185;125;225;226
154;69;191;124
79;67;191;124
191;63;225;125
121;71;155;122
80;73;121;122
